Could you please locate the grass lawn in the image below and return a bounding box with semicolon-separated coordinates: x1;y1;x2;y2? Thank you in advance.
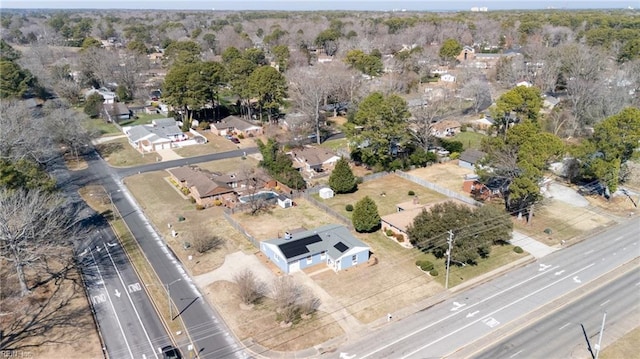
317;173;447;218
514;199;615;246
320;137;349;153
173;132;259;157
87;117;121;137
119;113;167;127
600;327;640;359
417;244;527;288
452;131;486;150
95;137;159;167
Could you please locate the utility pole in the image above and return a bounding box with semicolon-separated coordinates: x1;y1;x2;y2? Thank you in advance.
594;312;607;359
445;230;454;290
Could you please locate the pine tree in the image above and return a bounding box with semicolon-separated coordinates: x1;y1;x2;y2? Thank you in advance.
328;157;357;194
352;196;380;233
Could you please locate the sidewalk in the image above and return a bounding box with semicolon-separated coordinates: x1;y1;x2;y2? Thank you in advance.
510;231;557;258
91;134;126;145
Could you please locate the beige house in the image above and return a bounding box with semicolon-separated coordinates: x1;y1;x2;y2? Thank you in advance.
167;166;235;207
381;198;473;247
210;116;263;137
431;120;461;138
290;146;341;174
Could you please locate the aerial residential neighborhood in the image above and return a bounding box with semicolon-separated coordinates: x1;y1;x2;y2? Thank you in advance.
1;2;639;359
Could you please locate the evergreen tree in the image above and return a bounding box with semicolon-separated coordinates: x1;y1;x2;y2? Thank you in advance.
352;196;380;233
328;157;357;194
83;93;104;118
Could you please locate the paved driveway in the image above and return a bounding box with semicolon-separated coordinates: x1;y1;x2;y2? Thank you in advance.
544;182;589;207
193;251;277;288
156;148;183;161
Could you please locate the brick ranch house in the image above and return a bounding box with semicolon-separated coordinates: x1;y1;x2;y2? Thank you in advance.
261;224;370;274
381;198;475;246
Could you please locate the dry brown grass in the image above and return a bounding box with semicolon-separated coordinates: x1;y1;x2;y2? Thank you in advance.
95;137;159;167
0;263;102;359
515;199;616;246
600;327;640;359
318;173;447;217
124;170;256;277
205;281;344;351
407;161;475;195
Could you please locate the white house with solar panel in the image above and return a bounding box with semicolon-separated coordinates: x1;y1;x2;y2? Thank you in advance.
260;224;371;274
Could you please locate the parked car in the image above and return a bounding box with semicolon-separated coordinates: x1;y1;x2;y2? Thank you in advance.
230;137;240;144
161;346;182;359
225;134;233;140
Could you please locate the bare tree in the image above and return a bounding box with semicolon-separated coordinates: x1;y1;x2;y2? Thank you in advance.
0;189;84;296
460;77;492;114
42;100;94;163
271;276;301;323
297;286;320;317
233;269;266;305
0;100;55;163
190;232;223;254
286;66;333;144
408;97;451;150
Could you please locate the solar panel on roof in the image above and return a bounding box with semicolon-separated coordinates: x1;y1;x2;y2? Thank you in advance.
334;241;348;253
278;234;323;259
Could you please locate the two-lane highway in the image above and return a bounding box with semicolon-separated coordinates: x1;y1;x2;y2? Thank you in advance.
329;219;639;359
473;266;640;359
78;229;173;358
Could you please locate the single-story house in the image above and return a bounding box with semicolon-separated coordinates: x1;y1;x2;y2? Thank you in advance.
85;87;116;104
458;149;487;169
210;115;263;137
431;120;461;138
261;224;370;274
381;199;473;245
124;118;188;152
167;166;235;207
290;146;341;173
457;46;475;62
463;177;510;201
472;117;494;130
103;102;131;122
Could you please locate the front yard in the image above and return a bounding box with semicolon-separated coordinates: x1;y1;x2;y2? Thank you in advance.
95;137;159;167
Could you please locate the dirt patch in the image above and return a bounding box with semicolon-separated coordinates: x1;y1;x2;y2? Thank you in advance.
204;281;344;351
407;162;475;195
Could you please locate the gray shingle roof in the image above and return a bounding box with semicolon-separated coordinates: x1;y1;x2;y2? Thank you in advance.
459;149;487;165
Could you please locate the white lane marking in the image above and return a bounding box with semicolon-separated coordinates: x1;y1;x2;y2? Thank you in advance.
466;311;480;318
359;264;560;359
79;248;88;257
482;317;500;328
451;302;466;311
600;300;610;307
555;270;565;276
573;276;582;284
539;264;552;271
103;243;158;359
584;250;595;255
114;289;121;297
559;322;571;330
89;247;134;358
509;350;523;358
399;263;595;359
128;282;142;293
339;353;356;359
614;236;622;242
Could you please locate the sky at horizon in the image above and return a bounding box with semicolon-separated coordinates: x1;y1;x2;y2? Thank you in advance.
0;0;637;11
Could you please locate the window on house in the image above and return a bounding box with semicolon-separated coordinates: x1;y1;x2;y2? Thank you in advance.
352;255;357;265
306;256;312;264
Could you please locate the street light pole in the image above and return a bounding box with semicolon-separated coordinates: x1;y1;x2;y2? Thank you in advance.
166;279;182;321
594;311;607;359
445;230;454;290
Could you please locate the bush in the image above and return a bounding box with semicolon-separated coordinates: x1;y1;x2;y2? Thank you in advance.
460;123;468;132
408;190;415;196
238;133;245;139
513;246;524;254
181;187;190;195
394;233;405;242
192;234;223;254
178;216;185;222
429;269;439;276
189;197;196;204
385;229;394;236
195;204;205;210
544;228;553;235
416;260;434;272
345;204;354;212
213;199;222;206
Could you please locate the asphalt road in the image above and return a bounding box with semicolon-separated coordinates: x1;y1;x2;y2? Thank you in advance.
327;219;639;359
473;267;640;359
77;229;174;359
81;151;246;358
49;155;174;359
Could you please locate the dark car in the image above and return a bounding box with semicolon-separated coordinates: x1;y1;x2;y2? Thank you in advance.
230;137;240;144
161;345;182;359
